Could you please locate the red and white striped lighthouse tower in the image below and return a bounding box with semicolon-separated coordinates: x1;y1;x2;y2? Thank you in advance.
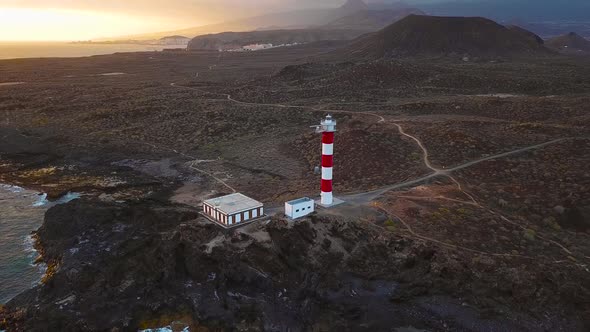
319;114;337;206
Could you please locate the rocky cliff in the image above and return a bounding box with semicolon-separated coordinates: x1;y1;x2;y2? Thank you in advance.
1;198;588;331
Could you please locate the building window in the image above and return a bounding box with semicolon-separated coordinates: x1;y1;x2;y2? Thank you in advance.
296;209;300;212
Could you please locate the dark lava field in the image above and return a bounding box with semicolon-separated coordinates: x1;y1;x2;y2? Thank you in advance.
1;28;590;331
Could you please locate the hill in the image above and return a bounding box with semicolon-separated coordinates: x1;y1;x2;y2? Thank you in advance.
546;32;590;53
506;25;545;45
187;29;365;51
336;15;550;59
321;8;425;31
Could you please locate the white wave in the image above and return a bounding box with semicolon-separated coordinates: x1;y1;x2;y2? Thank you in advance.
56;192;81;204
32;192;81;207
23;235;37;254
0;184;24;193
22;234;47;284
32;193;49;207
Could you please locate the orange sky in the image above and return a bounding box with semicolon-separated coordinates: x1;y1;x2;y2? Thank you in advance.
0;8;204;41
0;1;339;41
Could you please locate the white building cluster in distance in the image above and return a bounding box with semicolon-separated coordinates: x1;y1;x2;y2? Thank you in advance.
224;43;300;52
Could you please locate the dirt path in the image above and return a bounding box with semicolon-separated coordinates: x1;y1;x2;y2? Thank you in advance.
169;82;585;201
391;123;441;173
446;138;571;173
141;141;237;193
169;83;386;122
340;137;579;204
0;82;25;87
167;81;590;265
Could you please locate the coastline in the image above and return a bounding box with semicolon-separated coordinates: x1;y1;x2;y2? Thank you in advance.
0;184;46;304
0;42;186;60
0;182;80;304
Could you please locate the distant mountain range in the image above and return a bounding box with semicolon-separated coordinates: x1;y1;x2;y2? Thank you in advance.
115;0;420;41
334;15;550;60
105;0;590;43
186;5;424;51
187;29;364;51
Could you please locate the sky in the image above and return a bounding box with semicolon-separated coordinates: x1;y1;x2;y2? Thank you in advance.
0;0;342;41
0;1;588;41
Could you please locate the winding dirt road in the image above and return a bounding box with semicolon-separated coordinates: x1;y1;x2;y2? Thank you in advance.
169;81;590;265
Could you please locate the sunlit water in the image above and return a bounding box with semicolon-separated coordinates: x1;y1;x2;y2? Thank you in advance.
0;42;186;60
0;184;79;304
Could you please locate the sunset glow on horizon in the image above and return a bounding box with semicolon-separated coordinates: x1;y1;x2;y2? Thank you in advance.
0;8;202;41
0;1;337;42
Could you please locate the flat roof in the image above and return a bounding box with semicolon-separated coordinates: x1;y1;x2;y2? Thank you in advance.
204;193;263;215
286;197;313;206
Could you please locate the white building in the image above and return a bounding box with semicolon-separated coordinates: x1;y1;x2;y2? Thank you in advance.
285;197;315;219
242;43;273;51
203;193;264;227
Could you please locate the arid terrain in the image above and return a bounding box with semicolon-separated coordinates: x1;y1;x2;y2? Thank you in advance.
1;27;590;331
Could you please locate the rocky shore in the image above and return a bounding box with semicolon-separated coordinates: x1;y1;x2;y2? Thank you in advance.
1;194;588;331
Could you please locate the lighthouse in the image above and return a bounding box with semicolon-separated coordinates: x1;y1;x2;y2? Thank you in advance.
317;114;336;206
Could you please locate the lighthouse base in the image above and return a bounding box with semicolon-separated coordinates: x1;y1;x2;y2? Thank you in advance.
315;197;346;209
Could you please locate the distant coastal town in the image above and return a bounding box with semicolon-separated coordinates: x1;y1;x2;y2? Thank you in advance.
72;35;192;46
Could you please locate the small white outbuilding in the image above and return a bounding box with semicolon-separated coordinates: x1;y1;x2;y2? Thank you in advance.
285;197;315;220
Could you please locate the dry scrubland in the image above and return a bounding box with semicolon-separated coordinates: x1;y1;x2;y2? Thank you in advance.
1;43;590;331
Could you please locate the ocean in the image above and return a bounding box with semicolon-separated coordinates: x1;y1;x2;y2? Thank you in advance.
0;42;184;60
0;184;79;304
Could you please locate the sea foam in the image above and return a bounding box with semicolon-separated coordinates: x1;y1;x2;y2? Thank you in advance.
32;192;81;207
0;184;24;193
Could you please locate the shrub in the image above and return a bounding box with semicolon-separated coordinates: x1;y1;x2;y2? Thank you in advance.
438;207;451;214
523;229;536;241
384;219;396;227
457;208;471;216
550;222;562;231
